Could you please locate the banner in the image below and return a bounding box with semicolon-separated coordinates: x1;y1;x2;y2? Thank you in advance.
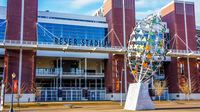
13;80;18;94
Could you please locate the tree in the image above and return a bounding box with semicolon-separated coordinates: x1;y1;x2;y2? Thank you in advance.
154;80;167;101
15;82;27;107
178;75;197;101
31;82;41;103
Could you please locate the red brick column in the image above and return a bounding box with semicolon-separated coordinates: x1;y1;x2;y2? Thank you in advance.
161;1;199;93
103;0;135;93
4;0;38;94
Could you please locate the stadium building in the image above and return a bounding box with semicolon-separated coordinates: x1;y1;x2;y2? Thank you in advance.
0;0;200;102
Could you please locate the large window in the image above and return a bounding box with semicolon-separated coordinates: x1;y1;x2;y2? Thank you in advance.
180;63;184;75
0;19;6;40
37;23;109;47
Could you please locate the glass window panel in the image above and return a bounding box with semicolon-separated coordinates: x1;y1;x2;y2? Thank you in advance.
37;22;108;47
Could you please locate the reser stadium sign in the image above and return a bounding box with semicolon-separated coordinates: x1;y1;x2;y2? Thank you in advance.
54;38;110;47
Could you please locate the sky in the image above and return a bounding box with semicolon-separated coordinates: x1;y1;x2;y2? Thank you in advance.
0;0;199;26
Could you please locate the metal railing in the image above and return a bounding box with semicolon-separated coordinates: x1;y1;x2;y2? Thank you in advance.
168;49;192;53
62;72;104;77
168;49;200;54
37;90;58;102
3;39;200;55
88;89;106;101
167;49;200;57
0;40;126;54
36;68;60;77
36;87;106;102
38;87;105;90
36;68;104;77
62;72;84;76
62;89;82;101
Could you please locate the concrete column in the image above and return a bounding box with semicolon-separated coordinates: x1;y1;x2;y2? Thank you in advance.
95;79;98;90
51;79;53;88
79;79;81;88
59;57;63;88
100;61;102;73
75;79;77;87
56;58;59;70
95;79;97;100
85;58;87;88
79;59;82;73
100;79;103;89
56;58;59;88
59;57;63;101
56;78;58;88
54;78;56;88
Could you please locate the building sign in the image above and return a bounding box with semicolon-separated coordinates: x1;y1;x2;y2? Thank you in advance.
54;38;110;47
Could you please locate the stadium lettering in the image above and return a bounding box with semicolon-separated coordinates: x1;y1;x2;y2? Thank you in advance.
54;37;110;47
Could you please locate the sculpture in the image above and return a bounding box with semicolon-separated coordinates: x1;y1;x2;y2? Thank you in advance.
124;14;167;110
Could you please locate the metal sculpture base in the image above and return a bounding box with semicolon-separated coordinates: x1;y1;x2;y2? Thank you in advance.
124;83;155;111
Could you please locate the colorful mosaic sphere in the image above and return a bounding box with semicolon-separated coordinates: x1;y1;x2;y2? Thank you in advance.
128;14;167;83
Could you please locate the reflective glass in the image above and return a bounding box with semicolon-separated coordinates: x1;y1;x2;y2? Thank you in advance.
0;19;6;40
38;23;109;47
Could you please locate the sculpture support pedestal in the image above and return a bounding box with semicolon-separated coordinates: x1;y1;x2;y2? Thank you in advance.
124;83;155;110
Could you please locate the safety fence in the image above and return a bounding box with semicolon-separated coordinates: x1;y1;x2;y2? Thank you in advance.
36;87;106;102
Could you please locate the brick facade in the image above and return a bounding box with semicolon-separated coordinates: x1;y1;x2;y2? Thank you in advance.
161;1;199;93
4;0;37;93
103;0;135;93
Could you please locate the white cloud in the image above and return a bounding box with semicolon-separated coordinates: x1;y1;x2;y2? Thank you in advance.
136;9;160;20
84;9;98;15
136;0;171;11
135;0;171;20
70;0;102;9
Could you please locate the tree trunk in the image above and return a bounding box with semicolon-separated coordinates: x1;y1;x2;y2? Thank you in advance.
18;98;19;107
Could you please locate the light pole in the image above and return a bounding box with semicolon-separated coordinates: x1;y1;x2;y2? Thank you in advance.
120;69;124;106
9;73;16;112
183;1;191;94
122;0;127;93
1;65;6;110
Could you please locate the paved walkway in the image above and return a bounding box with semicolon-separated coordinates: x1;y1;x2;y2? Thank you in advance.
3;101;200;112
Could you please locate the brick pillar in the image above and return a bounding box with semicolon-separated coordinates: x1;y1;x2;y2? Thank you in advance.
4;0;37;94
161;1;199;93
103;0;135;93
